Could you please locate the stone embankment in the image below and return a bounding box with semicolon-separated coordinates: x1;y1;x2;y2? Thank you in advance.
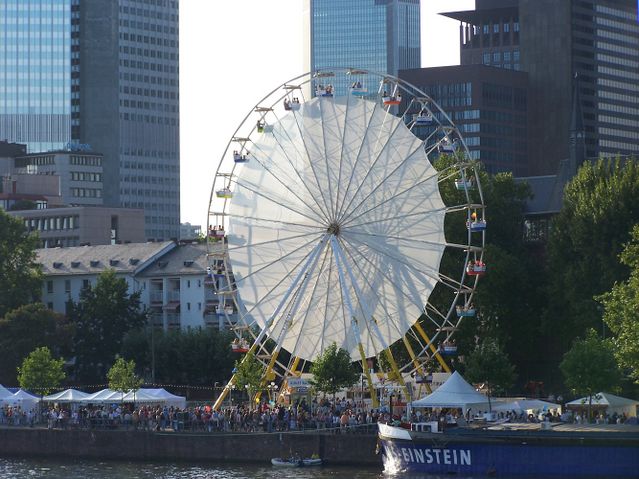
0;428;381;466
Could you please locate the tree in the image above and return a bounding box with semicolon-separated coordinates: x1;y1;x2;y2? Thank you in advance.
0;209;42;318
546;158;639;354
233;352;263;403
464;337;516;411
309;343;359;401
560;329;622;421
107;357;143;400
17;346;65;396
0;303;73;385
68;269;147;382
598;225;639;382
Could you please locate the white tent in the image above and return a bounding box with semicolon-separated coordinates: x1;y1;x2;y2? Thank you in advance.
142;388;186;408
9;389;40;409
565;392;638;418
411;371;489;411
493;399;561;413
82;388;124;403
43;388;90;403
0;384;13;399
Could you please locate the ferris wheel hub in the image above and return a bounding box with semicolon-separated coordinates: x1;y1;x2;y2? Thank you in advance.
327;222;341;236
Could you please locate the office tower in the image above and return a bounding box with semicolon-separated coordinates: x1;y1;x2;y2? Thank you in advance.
0;0;180;240
400;65;530;175
443;0;639;175
304;0;421;92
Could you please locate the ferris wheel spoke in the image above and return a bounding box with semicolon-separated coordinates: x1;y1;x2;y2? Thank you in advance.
334;91;355;224
340;166;441;228
333;100;382;220
318;98;339;220
336;109;408;221
243;141;331;224
229;175;325;226
345;208;446;231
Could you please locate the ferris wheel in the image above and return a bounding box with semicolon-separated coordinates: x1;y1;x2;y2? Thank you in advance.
207;68;486;408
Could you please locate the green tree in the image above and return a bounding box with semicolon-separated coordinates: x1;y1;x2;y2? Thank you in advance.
0;303;73;385
68;270;147;382
464;337;516;411
107;357;143;400
233;352;263;402
17;346;65;396
0;209;42;318
598;225;639;382
309;343;359;400
559;329;622;421
546;158;639;354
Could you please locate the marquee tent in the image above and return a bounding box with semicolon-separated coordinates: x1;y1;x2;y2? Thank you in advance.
82;388;123;403
411;371;489;411
493;399;561;414
141;388;187;408
43;389;91;403
2;389;41;409
565;392;638;418
0;385;13;398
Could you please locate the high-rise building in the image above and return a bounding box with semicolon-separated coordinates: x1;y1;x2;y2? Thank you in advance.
0;0;180;240
304;0;421;91
443;0;639;174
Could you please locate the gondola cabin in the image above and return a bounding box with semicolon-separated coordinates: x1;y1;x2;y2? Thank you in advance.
351;82;367;96
216;188;233;199
283;98;301;111
466;261;486;276
413;112;434;125
383;94;401;105
440;139;458;153
316;85;334;97
467;219;487;232
455;178;474;190
208;226;225;240
257;121;273;133
233;151;249;163
441;343;458;355
231;339;250;353
456;305;476;317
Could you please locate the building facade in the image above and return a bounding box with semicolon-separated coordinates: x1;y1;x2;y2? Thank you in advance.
443;0;639;174
13;149;104;206
400;64;530;175
304;0;421;93
37;242;235;331
12;205;145;248
0;0;180;240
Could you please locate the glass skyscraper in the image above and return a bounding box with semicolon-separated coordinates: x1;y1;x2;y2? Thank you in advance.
0;0;180;240
304;0;420;85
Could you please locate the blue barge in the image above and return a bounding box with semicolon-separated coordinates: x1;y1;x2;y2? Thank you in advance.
378;422;639;477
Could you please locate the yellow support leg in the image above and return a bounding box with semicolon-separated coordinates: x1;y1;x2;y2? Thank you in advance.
402;336;432;394
212;375;235;411
254;349;280;403
383;348;411;401
414;322;451;373
289;356;301;377
358;344;379;408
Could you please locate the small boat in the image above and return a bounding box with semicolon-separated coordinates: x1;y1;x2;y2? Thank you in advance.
271;457;322;467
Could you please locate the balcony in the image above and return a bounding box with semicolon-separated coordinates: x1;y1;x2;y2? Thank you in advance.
166;290;180;302
150;290;163;303
166;313;180;329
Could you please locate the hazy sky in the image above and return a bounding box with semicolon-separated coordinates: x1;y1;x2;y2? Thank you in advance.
179;0;475;227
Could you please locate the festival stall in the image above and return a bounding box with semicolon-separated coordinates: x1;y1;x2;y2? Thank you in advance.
43;388;90;403
565;392;638;418
410;371;490;413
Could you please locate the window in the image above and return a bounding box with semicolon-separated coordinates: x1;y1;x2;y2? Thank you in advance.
187;280;190;288
187;302;191;311
47;302;54;310
82;279;90;289
503;23;510;33
493;24;499;33
47;281;53;294
493;52;501;62
504;51;511;62
65;280;71;293
483;52;491;64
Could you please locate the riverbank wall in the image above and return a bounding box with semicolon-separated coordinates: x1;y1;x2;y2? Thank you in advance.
0;428;381;466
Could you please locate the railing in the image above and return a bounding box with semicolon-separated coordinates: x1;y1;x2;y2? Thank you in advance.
149;291;163;303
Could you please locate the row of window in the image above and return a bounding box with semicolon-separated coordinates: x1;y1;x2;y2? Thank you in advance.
119;19;177;35
122;175;177;185
24;215;79;232
120;188;178;198
121;160;178;170
120;72;177;87
120;112;178;125
71;171;102;182
41;237;80;249
119;5;178;21
119;59;177;73
71;187;102;198
119;32;177;49
70;156;102;166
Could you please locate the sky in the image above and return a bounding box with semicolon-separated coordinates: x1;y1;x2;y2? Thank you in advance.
179;0;475;227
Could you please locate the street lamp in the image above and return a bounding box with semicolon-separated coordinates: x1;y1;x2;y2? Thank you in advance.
230;384;236;406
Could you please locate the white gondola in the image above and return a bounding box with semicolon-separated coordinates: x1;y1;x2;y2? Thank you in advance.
413;112;434;125
455;178;474;190
467;219;487;232
216;188;233;199
283;97;301;111
208;225;225;240
382;93;401;105
441;342;458;355
316;84;334;97
233;150;249;163
439;138;459;153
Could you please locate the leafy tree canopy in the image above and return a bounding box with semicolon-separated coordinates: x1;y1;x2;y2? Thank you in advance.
0;303;73;385
0;209;42;318
17;346;65;396
598;225;639;382
68;269;147;382
546;158;639;349
559;329;622;397
107;357;142;394
309;343;359;399
464;337;516;410
233;352;263;399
